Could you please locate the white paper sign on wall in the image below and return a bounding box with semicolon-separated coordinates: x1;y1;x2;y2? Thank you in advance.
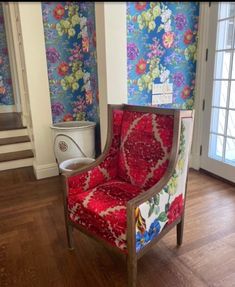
152;83;173;105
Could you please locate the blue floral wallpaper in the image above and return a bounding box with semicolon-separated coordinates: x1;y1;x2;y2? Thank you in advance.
0;4;14;105
127;2;199;109
41;2;99;124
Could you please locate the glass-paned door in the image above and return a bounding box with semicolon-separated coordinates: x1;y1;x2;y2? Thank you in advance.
201;2;235;183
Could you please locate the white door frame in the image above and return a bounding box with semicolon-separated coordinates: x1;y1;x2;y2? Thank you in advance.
191;2;211;170
192;2;235;182
1;2;29;126
1;3;17;113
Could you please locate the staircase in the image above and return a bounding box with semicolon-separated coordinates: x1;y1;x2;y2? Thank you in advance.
0;113;34;171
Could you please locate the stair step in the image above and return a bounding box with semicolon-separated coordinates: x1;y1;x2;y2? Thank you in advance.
0;150;33;163
0;135;30;146
0;158;33;171
0;141;32;154
0;128;28;139
0;113;25;131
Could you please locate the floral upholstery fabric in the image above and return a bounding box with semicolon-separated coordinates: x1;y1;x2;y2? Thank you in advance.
118;111;174;190
68;179;143;251
68;109;123;195
135;118;193;251
66;108;187;252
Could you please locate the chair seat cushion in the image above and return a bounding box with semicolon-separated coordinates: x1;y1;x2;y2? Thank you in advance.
68;179;143;251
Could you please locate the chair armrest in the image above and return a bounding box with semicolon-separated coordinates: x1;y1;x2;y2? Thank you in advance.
64;150;118;195
63;105;124;196
127;115;194;253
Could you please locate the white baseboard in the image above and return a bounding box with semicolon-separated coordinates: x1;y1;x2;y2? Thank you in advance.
33;161;59;179
0;105;16;113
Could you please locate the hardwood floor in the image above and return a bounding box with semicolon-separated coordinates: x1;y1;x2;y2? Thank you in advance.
0;167;234;287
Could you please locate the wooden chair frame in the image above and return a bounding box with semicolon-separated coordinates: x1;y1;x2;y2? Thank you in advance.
62;104;193;287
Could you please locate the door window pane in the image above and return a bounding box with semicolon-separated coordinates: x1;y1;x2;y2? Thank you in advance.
229;82;235;108
231;52;235;78
212;80;228;107
211;108;226;134
227;110;235;137
214;51;231;79
219;2;235;19
216;19;234;50
225;137;235;165
209;134;224;160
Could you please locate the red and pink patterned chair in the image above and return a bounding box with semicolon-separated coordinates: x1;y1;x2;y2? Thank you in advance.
62;104;194;287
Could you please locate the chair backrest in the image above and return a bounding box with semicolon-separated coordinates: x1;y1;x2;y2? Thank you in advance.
117;107;174;190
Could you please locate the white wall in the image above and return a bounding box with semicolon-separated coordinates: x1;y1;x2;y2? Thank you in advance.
18;3;58;179
95;2;127;149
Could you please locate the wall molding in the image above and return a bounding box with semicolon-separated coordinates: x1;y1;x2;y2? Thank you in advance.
33;161;59;180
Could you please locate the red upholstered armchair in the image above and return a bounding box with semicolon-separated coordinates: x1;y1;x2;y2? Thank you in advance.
62;104;194;287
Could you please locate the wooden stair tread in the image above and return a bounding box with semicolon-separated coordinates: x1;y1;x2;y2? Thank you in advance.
0;136;30;146
0;150;33;163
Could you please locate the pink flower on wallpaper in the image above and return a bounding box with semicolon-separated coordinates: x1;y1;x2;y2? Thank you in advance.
63;113;74;122
57;62;69;76
0;56;3;65
181;86;191;99
184;29;193;45
53;4;65;20
147;38;164;58
136;59;147;75
135;2;147;11
162;32;175;49
69;45;83;61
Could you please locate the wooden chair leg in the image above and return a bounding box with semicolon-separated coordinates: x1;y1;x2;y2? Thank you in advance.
66;221;74;250
127;254;137;287
177;217;184;246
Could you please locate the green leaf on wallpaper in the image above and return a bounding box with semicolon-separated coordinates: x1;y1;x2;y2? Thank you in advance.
158;212;168;222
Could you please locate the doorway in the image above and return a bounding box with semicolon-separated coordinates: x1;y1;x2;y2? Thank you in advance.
200;2;235;183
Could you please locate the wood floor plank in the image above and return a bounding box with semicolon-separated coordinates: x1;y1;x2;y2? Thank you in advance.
0;167;234;287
